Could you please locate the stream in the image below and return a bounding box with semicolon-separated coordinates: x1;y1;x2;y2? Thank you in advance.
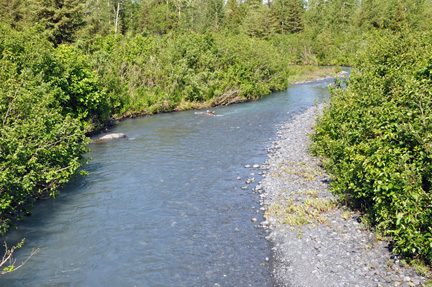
0;73;346;286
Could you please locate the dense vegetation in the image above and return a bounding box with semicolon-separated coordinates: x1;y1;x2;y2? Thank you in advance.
312;30;432;263
1;0;432;267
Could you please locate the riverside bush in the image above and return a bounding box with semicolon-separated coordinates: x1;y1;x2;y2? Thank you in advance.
311;31;432;262
0;25;98;233
85;31;299;117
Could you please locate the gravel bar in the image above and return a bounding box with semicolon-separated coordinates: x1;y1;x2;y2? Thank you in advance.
256;105;427;287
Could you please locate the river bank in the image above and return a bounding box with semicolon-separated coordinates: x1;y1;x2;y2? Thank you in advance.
107;67;344;121
257;105;428;287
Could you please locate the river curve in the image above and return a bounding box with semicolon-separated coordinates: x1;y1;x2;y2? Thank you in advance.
0;74;345;287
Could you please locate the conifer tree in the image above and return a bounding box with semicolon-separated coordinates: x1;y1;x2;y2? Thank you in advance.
137;0;150;33
205;0;224;31
242;5;274;38
245;0;262;10
286;0;304;33
272;0;303;34
0;0;25;28
225;0;242;32
118;0;140;35
139;0;178;35
33;0;85;46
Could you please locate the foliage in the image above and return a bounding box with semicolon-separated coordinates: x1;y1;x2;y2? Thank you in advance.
0;24;95;233
86;31;298;116
1;0;432;271
32;0;85;46
311;30;432;263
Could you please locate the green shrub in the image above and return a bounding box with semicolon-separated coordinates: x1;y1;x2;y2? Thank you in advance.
0;24;92;233
311;30;432;262
85;31;296;116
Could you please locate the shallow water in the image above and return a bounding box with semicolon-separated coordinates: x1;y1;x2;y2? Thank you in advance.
0;74;346;286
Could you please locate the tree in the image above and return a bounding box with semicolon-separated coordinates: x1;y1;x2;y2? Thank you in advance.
205;0;224;31
272;0;304;34
225;0;242;32
285;0;304;33
138;0;151;33
33;0;85;46
0;0;25;28
118;0;140;35
137;0;178;35
242;5;274;38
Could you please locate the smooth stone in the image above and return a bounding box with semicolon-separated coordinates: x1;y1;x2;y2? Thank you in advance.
245;165;251;168
94;133;126;143
251;218;257;222
253;164;260;169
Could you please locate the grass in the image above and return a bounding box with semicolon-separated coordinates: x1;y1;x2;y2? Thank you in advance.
287;66;343;84
266;191;337;229
272;160;323;182
342;209;351;220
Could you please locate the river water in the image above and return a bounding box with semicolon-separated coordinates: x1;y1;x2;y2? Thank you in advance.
0;75;343;286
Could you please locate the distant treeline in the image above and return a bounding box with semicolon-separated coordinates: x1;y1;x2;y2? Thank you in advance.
1;1;432;265
3;0;432;65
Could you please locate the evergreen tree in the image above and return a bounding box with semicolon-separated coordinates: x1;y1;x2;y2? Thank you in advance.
357;0;389;29
242;5;274;38
80;0;111;37
0;0;25;28
286;0;304;33
225;0;242;31
205;0;224;31
272;0;304;33
245;0;262;10
119;0;140;35
140;0;178;35
271;0;289;33
33;0;85;46
137;0;150;33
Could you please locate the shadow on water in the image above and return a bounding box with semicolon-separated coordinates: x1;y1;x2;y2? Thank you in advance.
0;72;349;287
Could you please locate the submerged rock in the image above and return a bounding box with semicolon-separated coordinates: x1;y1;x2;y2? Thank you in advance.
94;133;126;143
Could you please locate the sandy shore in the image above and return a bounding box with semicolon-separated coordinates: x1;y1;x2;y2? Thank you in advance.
256;105;427;287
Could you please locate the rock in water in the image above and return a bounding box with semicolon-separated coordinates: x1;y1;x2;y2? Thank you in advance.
94;133;126;143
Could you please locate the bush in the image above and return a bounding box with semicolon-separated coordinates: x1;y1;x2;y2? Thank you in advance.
0;24;93;233
85;31;296;116
311;30;432;262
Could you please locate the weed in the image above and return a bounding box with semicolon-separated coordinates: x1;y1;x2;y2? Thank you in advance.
342;209;351;220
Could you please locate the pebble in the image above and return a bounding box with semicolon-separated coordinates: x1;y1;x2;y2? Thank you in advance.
251;218;257;223
258;105;427;287
245;164;251;168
